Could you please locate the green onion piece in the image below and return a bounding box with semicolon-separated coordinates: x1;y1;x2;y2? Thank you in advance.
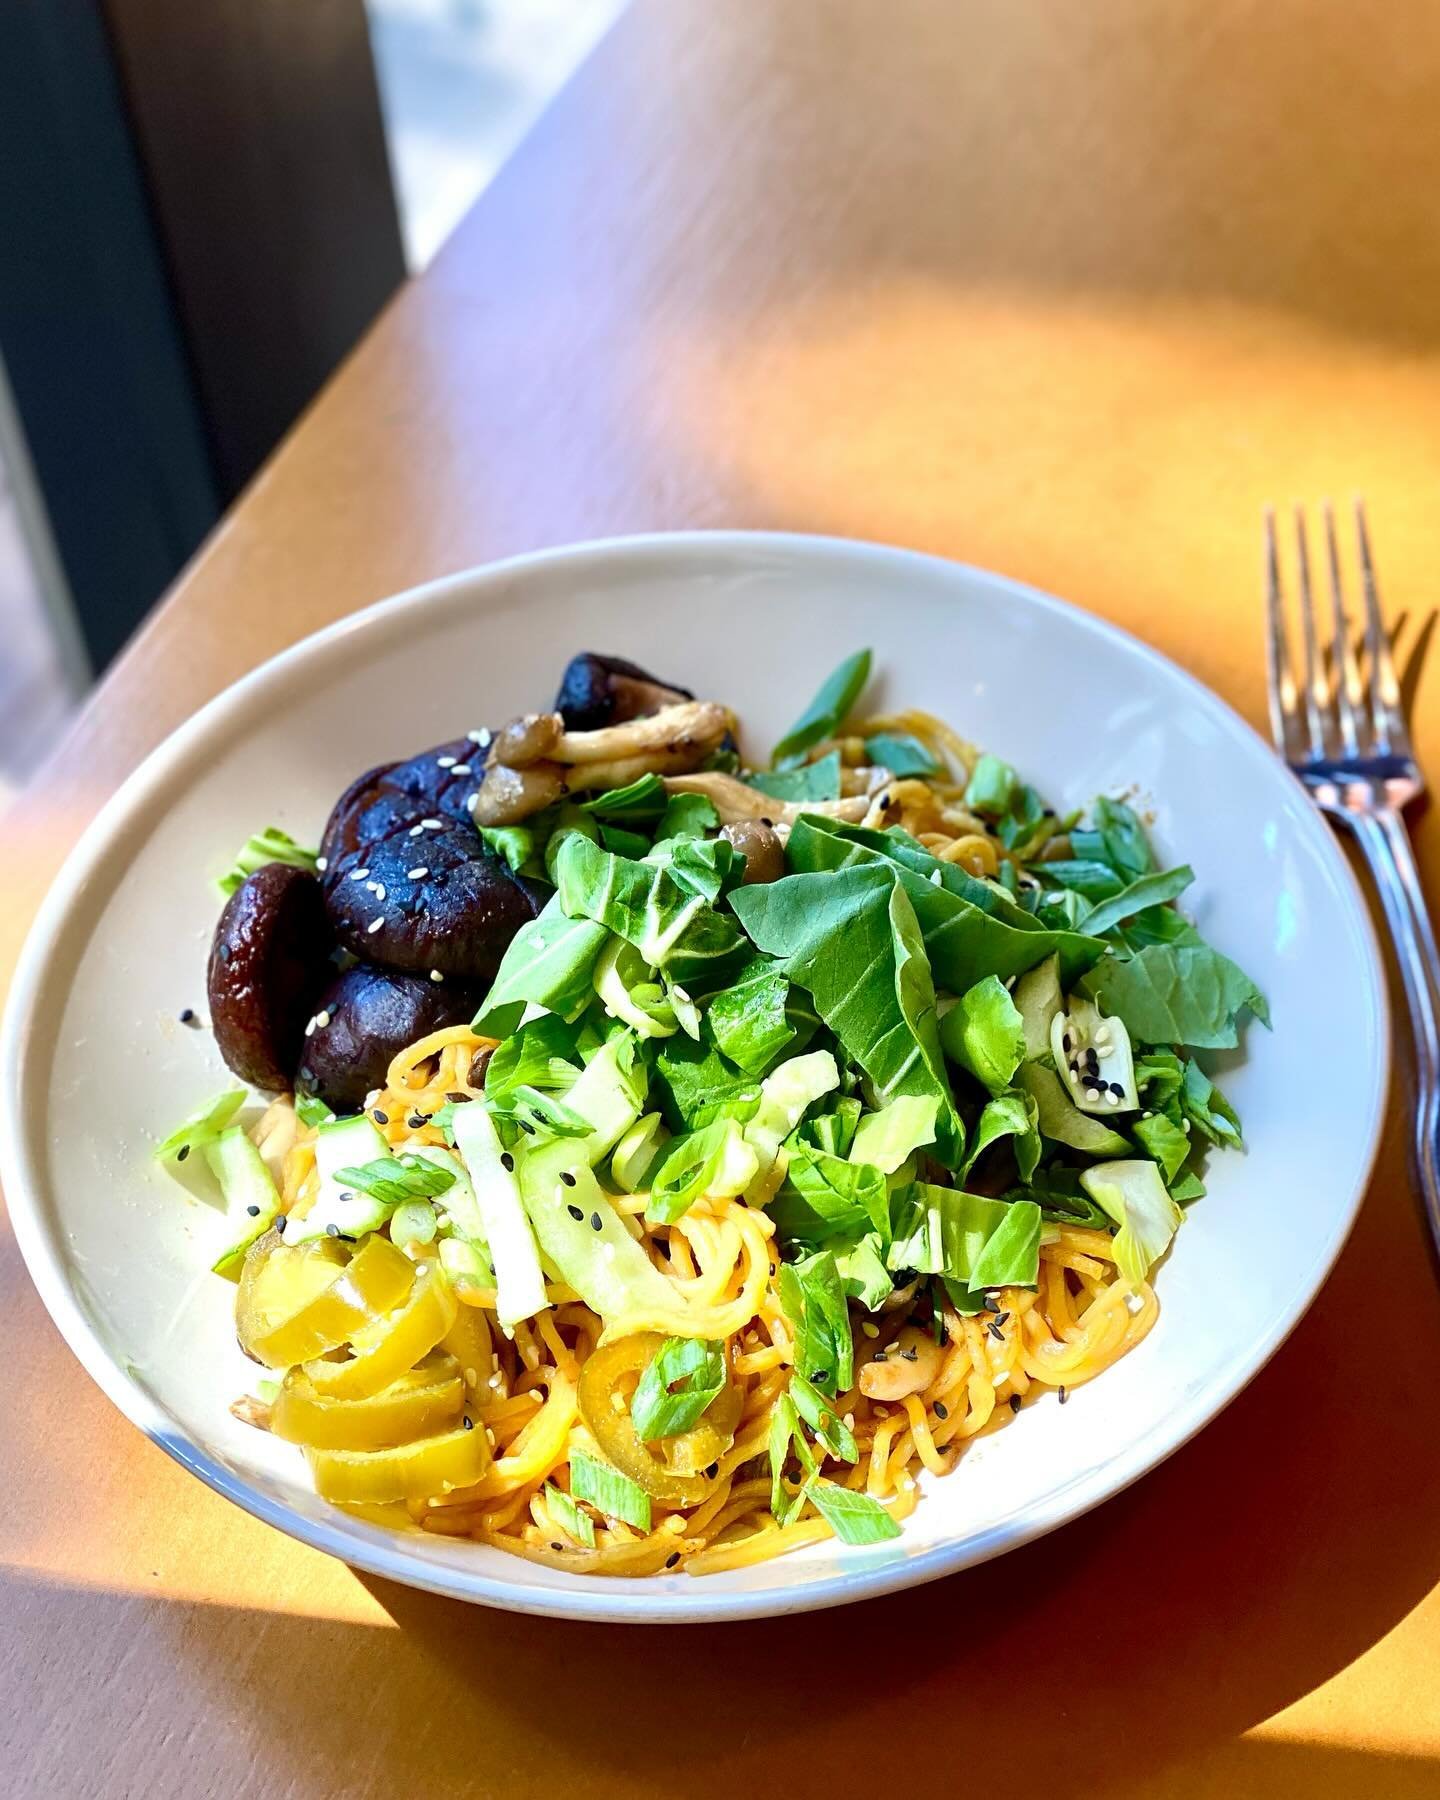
544;1482;597;1547
806;1479;902;1545
156;1089;247;1163
790;1373;858;1463
218;826;319;896
389;1199;439;1246
770;650;873;770
570;1449;652;1531
294;1093;334;1129
630;1337;726;1441
767;1391;816;1524
963;753;1019;817
333;1155;457;1206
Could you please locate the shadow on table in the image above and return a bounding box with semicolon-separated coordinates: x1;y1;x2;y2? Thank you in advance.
338;1104;1440;1798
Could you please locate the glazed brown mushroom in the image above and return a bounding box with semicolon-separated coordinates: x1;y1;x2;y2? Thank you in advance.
295;966;482;1114
207;865;334;1092
554;653;694;731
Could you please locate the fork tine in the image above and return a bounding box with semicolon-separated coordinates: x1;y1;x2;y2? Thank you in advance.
1323;499;1366;757
1353;497;1411;758
1293;505;1331;758
1264;507;1305;761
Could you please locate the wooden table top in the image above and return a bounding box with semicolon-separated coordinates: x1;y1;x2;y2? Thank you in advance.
5;1;1440;1794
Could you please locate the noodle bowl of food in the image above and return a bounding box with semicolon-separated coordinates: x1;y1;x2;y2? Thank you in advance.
0;534;1386;1621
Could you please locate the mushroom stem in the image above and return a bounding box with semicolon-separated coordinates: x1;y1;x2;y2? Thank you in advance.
662;771;869;827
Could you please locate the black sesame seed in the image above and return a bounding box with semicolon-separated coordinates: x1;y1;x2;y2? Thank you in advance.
811;1371;828;1386
500;1152;515;1172
408;1114;429;1129
245;1204;260;1217
518;1119;537;1135
878;791;890;809
988;1322;1004;1341
590;1212;602;1231
176;1144;190;1163
178;1007;197;1026
665;1551;681;1569
1058;1386;1068;1405
1062;1033;1073;1054
769;1263;777;1276
372;1109;389;1125
560;1170;577;1187
326;1223;340;1238
339;1192;354;1204
1009;1395;1022;1414
462;1416;474;1431
901;1347;919;1362
1086;1050;1099;1074
275;1215;287;1234
873;1351;888;1362
1110;1081;1126;1097
760;816;774;828
705;1463;718;1478
446;1092;469;1106
934;1400;949;1420
994;1310;1010;1327
567;1204;584;1222
550;1542;563;1553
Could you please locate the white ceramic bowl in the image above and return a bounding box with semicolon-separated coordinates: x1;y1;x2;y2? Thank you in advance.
0;533;1387;1623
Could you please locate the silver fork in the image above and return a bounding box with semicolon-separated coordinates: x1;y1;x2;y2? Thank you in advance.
1265;499;1440;1253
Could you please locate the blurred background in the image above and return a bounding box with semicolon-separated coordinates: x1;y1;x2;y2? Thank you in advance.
0;0;625;803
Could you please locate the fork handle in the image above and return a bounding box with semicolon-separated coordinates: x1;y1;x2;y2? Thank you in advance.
1350;810;1440;1256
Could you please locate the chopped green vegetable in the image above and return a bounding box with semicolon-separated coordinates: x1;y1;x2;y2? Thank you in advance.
849;1095;939;1174
450;1102;547;1327
731;867;962;1164
156;1088;247;1166
580;772;668;823
544;1482;596;1547
1071;796;1154;883
655;792;720;841
886;1183;1042;1289
473;894;610;1038
963;753;1019;817
630;1337;726;1440
768;1391;817;1523
1132;1112;1191;1184
940;974;1026;1096
333;1154;457;1205
745;750;843;802
218;826;319;896
705;957;803;1075
646;1118;759;1223
204;1126;281;1278
1079;1159;1183;1282
770;649;872;770
1078;942;1270;1050
768;1144;888;1244
779;1251;853;1395
960;1089;1041;1182
389;1198;439;1246
864;733;942;779
479;822;545;876
806;1479;901;1545
1181;1059;1244;1146
653;1034;762;1131
570;1448;652;1531
1078;866;1195;939
611;1112;671;1191
833;1233;894;1308
790;1372;858;1461
554;834;747;994
294;1093;334;1130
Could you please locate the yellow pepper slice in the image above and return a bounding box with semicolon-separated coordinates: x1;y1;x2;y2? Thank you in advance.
440;1302;493;1402
576;1332;733;1506
236;1231;415;1368
303;1260;457;1400
271;1350;464;1450
307;1421;490;1504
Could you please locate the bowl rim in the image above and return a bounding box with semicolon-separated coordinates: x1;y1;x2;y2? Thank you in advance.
0;529;1391;1623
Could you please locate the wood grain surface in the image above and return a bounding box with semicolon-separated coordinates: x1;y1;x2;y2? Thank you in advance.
3;2;1440;1795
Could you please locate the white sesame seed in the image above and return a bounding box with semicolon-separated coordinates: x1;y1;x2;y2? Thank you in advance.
1098;1045;1114;1059
350;868;370;881
451;763;471;776
930;869;943;886
315;856;327;872
861;1321;879;1338
1084;1087;1101;1102
304;1017;318;1038
437;755;457;769
1125;1293;1144;1314
466;794;478;813
468;727;492;747
407;867;428;880
429;969;444;983
1182;1119;1192;1134
409;824;424;837
420;817;443;830
367;917;384;935
1104;1090;1119;1107
314;1009;331;1029
374;884;386;901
